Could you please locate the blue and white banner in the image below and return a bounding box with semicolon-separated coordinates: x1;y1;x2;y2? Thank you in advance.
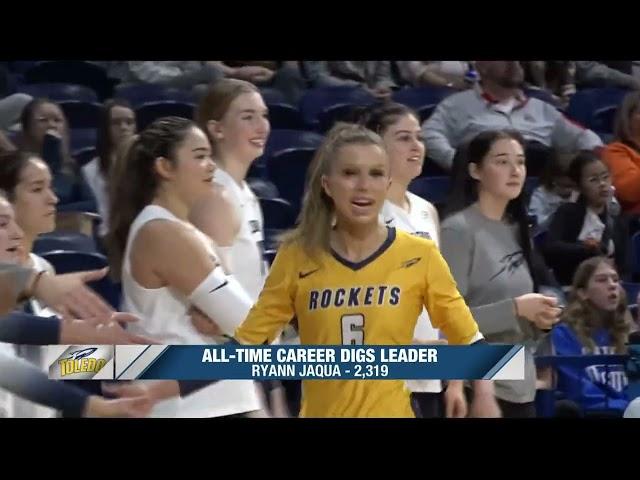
77;344;528;381
45;345;524;381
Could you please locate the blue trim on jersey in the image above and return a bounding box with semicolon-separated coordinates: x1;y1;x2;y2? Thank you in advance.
330;227;397;271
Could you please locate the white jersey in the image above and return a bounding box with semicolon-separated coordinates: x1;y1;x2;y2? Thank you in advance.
122;205;262;417
214;169;268;301
81;158;110;238
381;192;442;393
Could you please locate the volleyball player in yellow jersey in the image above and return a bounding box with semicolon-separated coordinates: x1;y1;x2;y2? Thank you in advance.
109;123;492;417
229;123;485;417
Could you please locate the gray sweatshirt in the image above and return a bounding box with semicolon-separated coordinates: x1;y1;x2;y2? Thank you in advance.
440;205;542;403
422;84;603;171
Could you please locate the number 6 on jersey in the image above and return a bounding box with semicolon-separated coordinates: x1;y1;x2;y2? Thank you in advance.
341;314;365;345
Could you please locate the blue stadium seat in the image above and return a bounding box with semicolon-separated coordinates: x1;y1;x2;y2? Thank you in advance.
263;228;285;252
246;177;279;199
299;86;375;130
23;61;115;100
259;87;287;105
591;104;618;135
263;249;277;266
17;83;98;103
566;88;629;129
623;282;640;306
72;146;97;168
114;84;196;107
135;101;196;130
408;176;451;205
259;197;296;230
317;103;359;133
59;101;102;129
40;251;121;309
267;103;304;130
70;128;97;151
249;129;324;179
33;232;97;255
266;148;316;213
393;86;455;120
9;61;40;74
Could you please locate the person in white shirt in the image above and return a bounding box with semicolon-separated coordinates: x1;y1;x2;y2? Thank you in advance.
190;79;288;416
82;100;137;242
356;101;498;418
108;116;263;418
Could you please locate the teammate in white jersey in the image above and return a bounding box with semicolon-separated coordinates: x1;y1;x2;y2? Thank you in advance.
357;102;499;418
190;79;287;416
108;116;263;418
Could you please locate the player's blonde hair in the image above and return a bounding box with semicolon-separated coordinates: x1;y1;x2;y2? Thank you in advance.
280;122;386;259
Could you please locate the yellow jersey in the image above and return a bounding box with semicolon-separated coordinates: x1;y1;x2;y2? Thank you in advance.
234;228;481;417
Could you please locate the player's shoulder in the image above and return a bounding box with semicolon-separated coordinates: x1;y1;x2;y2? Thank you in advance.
394;228;438;251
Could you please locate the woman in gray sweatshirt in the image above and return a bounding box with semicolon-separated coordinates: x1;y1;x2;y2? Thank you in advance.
440;129;562;418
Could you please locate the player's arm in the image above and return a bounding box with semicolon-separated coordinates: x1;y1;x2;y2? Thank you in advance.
422;242;483;345
134;220;253;336
233;243;298;345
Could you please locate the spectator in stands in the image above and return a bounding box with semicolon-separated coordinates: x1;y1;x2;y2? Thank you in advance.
528;152;577;228
303;61;395;100
82;100;137;242
602;91;640;214
395;61;475;90
542;151;629;286
441;129;562;418
422;61;603;172
207;61;307;105
0;63;32;132
114;62;223;98
575;61;640;90
552;256;631;415
521;61;576;108
19;99;96;212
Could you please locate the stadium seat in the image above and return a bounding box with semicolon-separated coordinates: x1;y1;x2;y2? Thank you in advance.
23;61;115;100
591;105;618;135
40;250;121;309
263;228;285;252
266;148;316;213
59;101;102;129
17;83;98;103
263;249;277;266
69;128;97;151
246;177;279;199
135;101;196;130
259;197;296;230
72;146;97;168
267;103;304;130
392;86;455;118
534;229;548;248
114;84;196;107
408;176;451;205
317;103;360;133
259;87;287;105
299;86;375;130
33;231;97;255
623;282;640;306
249;129;324;179
566;88;629;129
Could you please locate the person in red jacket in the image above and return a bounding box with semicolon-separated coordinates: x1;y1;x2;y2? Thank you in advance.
602;91;640;215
